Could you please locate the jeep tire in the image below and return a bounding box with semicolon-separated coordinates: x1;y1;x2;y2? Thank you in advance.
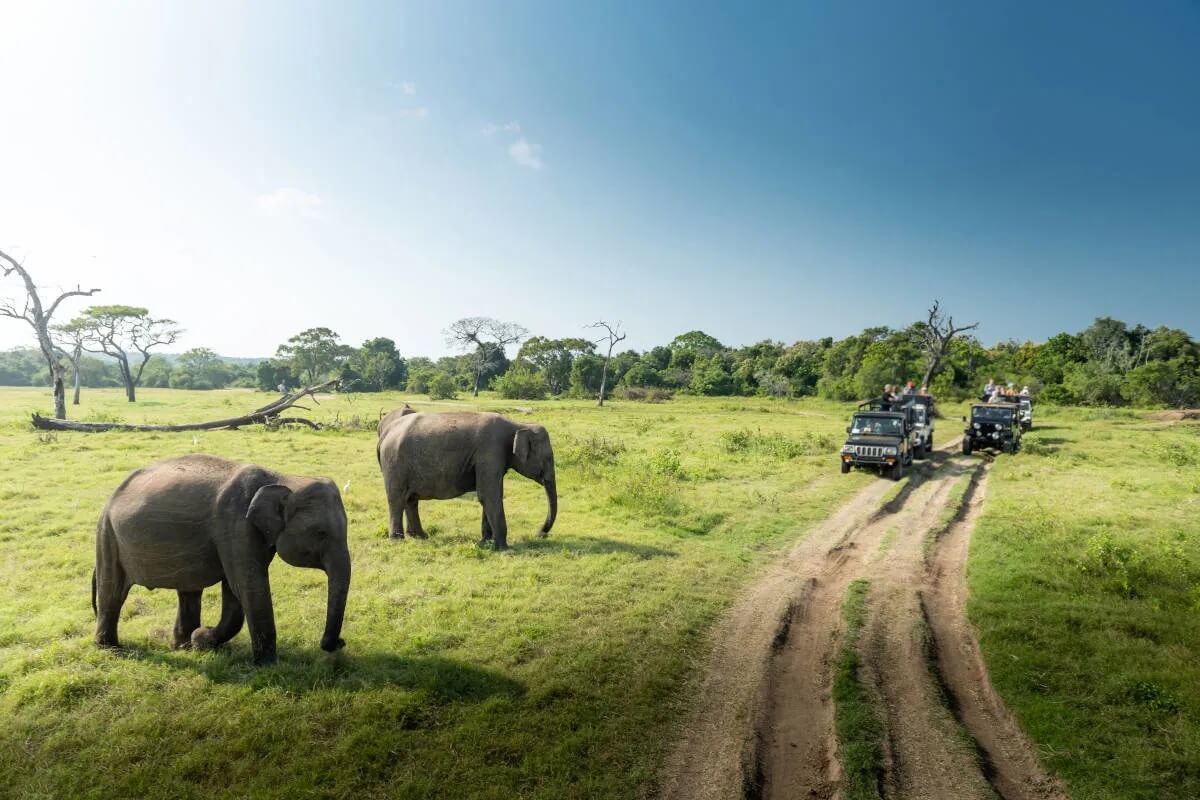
840;460;851;474
891;460;905;481
963;438;973;455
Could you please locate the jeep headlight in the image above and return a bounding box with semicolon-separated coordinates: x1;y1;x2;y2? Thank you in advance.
992;432;1000;439
973;422;980;429
841;445;854;454
884;446;898;455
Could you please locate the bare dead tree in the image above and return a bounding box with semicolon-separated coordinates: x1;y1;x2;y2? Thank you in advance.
445;317;528;396
588;320;627;407
32;379;339;432
916;300;979;390
0;248;101;419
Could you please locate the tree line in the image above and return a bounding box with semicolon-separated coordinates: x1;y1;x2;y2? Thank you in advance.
4;314;1196;408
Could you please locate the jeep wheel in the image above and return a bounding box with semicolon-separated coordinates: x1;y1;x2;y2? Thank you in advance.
963;438;973;455
916;442;927;460
840;460;851;474
891;460;905;481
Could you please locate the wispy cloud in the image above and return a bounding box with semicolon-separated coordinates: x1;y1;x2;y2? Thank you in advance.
482;121;544;169
482;120;521;137
399;106;430;120
255;187;322;219
508;137;544;170
401;81;417;95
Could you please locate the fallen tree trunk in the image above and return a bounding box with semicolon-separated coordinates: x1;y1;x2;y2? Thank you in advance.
30;380;339;433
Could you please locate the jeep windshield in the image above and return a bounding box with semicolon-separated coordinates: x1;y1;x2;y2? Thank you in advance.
912;406;927;424
972;407;1013;423
851;414;904;436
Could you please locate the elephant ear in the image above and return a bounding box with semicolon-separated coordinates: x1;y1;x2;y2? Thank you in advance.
247;484;293;546
513;428;532;462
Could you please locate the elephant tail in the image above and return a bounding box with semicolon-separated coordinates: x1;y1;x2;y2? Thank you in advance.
91;569;97;617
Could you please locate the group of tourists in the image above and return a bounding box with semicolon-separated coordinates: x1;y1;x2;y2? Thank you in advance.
876;380;929;409
981;378;1030;403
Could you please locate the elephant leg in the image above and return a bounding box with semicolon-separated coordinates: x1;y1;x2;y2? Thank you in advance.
191;579;244;650
385;482;409;540
95;539;130;648
234;575;277;665
173;590;203;649
478;475;508;550
480;507;493;542
406;499;428;539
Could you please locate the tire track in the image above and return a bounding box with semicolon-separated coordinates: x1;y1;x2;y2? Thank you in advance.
922;464;1070;800
657;439;961;800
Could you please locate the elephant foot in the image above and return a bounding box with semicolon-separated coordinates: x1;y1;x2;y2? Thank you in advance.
537;529;550;539
408;529;429;540
190;627;219;651
320;636;346;653
388;531;405;541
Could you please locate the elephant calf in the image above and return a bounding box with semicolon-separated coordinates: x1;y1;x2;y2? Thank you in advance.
377;408;557;550
93;454;351;665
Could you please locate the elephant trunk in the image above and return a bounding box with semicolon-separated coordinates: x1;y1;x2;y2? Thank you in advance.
320;549;351;653
540;478;557;536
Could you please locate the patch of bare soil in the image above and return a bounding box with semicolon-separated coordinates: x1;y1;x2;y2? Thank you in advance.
657;438;1067;800
1147;409;1200;422
657;440;961;800
923;466;1070;800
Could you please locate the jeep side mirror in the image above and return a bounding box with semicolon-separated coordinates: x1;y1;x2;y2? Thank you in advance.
846;426;851;434
961;416;967;422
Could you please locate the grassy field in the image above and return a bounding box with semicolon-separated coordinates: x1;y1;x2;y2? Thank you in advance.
969;407;1200;799
2;388;1197;799
0;387;873;800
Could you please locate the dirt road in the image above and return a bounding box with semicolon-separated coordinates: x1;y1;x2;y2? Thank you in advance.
658;441;1066;800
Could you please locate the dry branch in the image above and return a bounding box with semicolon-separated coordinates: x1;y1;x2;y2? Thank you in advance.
30;380;340;433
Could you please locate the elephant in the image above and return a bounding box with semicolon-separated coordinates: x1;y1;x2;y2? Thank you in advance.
92;454;351;665
377;407;557;550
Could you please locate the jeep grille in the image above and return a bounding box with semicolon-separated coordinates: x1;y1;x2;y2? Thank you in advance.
848;445;884;458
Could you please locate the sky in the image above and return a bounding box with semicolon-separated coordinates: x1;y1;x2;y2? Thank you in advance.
1;1;1197;358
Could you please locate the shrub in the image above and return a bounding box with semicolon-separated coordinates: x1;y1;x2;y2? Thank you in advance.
428;373;458;400
617;386;673;402
648;448;684;479
494;369;548;400
561;435;626;467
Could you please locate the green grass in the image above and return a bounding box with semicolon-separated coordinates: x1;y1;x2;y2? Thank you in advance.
0;387;872;800
832;578;883;800
969;408;1200;800
4;388;1199;799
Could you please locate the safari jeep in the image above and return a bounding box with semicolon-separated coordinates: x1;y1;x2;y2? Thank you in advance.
840;400;916;480
962;402;1022;455
1018;396;1033;431
900;394;936;458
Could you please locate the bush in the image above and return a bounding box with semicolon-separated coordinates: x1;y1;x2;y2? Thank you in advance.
616;386;673;402
494;368;548;400
428;372;458;400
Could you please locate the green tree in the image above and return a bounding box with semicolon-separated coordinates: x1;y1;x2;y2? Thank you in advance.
516;336;594;395
346;337;407;392
428;372;458;400
171;348;232;390
275;327;352;386
70;305;182;402
668;330;725;370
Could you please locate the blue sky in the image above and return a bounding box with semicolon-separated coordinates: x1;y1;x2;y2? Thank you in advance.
1;2;1196;358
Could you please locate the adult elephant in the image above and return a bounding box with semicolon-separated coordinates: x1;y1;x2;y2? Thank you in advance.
93;454;351;665
377;407;557;550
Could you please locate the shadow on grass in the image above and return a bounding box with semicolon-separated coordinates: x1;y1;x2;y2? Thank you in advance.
118;645;524;702
515;534;676;559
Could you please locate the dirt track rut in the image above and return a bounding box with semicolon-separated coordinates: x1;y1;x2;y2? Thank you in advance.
658;440;1066;800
